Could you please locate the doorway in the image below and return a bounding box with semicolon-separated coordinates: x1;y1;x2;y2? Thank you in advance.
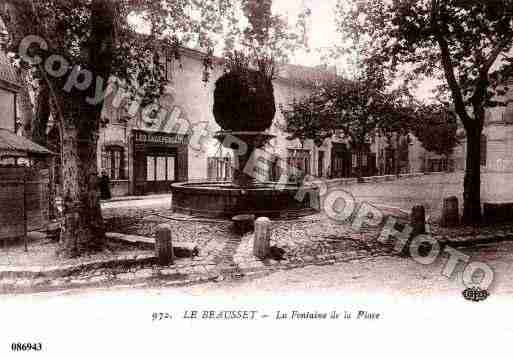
318;151;325;177
145;154;176;193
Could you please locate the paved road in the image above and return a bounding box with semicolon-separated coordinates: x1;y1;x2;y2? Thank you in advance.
101;195;172;210
14;174;510;359
99;173;465;221
13;239;512;298
331;171;513;220
166;240;513;297
2;241;512;359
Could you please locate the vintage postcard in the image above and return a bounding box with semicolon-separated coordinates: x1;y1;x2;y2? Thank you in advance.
0;1;511;357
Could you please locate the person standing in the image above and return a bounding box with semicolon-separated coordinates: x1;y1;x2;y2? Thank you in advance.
98;170;111;200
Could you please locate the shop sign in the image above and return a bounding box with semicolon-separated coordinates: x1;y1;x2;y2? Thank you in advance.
134;131;188;145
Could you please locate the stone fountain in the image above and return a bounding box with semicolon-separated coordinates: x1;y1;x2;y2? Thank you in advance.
171;69;319;219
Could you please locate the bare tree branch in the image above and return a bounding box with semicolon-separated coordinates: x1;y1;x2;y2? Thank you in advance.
430;0;471;126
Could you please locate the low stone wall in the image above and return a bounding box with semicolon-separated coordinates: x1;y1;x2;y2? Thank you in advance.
322;172;426;187
483;203;513;224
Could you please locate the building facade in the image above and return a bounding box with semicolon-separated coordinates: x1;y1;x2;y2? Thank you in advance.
451;104;513;174
98;45;455;197
98;46;338;196
0;47;20;135
449;102;513;202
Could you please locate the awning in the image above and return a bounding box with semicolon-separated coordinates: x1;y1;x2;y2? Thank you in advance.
0;129;54;157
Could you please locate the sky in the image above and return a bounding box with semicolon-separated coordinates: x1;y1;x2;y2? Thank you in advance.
129;0;438;101
272;0;340;67
272;0;438;100
130;0;341;67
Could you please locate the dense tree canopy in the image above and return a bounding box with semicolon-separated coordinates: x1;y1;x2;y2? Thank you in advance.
411;104;459;156
0;0;309;257
212;0;308;133
282;79;412;147
281;65;415;179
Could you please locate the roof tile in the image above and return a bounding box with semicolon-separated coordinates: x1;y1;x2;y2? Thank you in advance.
0;129;53;156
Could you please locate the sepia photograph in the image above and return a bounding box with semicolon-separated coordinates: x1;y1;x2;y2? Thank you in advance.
0;0;512;357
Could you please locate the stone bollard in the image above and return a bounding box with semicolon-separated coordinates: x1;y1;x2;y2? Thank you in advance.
441;196;459;227
253;217;271;259
155;224;174;266
410;205;426;236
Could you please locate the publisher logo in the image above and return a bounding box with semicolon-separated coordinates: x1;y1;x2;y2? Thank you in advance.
462;287;489;302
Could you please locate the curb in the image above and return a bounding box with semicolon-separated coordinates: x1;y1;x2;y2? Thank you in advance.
100;194;171;204
0;254;156;280
435;230;513;248
2;231;511;282
0;251;388;295
1;228;512;293
106;232;200;257
322;172;426;188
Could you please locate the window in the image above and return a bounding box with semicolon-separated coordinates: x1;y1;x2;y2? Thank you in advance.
165;59;174;82
287;149;311;180
146;156;176;181
352;152;368;168
480;134;487;166
156;156;167;181
147;156;155;181
207;157;232;181
159;47;175;82
167;157;175;180
0;89;15;131
318;151;325;177
104;146;125;180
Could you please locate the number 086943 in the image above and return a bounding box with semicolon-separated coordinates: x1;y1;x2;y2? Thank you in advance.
11;343;43;352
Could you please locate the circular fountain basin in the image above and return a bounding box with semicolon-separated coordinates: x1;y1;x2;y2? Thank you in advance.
171;181;320;219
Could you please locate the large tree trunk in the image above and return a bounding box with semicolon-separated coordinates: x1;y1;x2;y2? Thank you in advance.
57;0;115;257
0;0;114;257
57;0;116;257
462;127;482;225
57;98;105;257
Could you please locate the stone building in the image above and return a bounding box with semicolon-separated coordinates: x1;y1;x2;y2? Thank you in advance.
0;41;48;165
0;36;56;237
98;44;452;197
0;23;33;139
452;105;513;174
450;101;513;202
0;42;21;136
98;46;338;196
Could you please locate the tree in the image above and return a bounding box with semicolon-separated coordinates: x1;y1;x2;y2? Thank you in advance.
0;0;237;257
411;104;459;157
0;0;307;257
281;68;414;181
337;0;513;224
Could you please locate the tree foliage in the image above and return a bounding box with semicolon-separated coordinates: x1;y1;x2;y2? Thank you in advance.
213;0;309;132
281;68;414;150
336;0;513;223
0;0;309;256
411;104;459;156
213;67;276;132
337;0;513;117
